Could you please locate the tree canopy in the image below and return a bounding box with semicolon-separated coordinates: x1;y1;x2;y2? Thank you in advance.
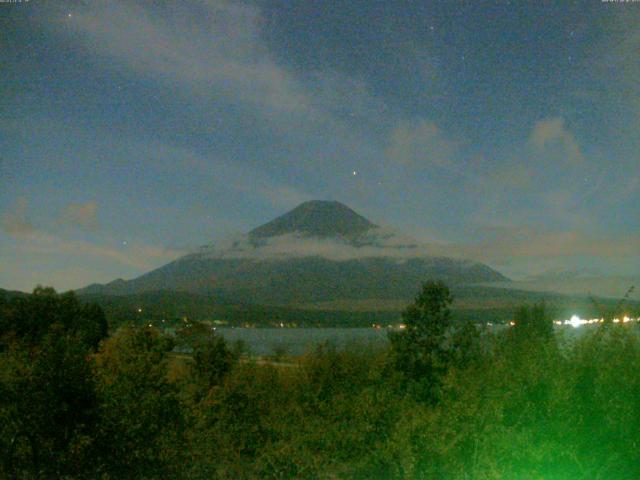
0;286;107;350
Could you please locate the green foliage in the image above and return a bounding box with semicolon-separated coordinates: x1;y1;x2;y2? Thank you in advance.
0;286;108;350
590;285;636;324
450;320;484;369
4;283;640;478
511;303;554;343
93;326;184;479
0;329;99;478
185;342;424;479
0;288;108;478
191;333;236;391
389;281;458;401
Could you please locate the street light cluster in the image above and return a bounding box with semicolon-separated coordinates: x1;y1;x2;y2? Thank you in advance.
557;315;639;329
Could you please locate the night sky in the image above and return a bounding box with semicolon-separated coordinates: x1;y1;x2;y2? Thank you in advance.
1;1;639;291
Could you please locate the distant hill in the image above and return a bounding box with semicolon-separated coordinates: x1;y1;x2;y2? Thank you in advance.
77;285;639;329
493;273;639;300
77;200;508;306
0;288;28;300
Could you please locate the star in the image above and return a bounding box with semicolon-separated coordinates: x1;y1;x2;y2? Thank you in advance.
352;170;358;176
67;13;73;18
122;240;128;246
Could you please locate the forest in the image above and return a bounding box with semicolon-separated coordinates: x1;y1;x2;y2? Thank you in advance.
1;283;639;479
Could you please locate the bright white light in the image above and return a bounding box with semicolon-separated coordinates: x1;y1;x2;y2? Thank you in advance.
567;315;585;328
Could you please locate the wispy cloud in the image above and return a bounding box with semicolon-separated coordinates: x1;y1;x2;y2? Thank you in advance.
42;0;391;195
52;1;372;136
13;0;635;285
1;198;36;237
198;228;443;263
60;2;305;113
426;225;640;274
60;201;99;230
2;197;182;274
9;232;181;271
188;221;640;285
529;117;583;166
385;119;457;169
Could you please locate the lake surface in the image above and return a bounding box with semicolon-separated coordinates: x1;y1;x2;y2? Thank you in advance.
215;323;639;356
216;327;389;356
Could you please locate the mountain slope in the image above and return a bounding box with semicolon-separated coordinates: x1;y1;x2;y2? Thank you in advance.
77;201;508;305
249;200;376;239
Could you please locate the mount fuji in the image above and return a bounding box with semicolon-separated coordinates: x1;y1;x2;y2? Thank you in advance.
78;201;508;305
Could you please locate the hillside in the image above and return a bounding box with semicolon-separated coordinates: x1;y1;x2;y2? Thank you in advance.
77;200;508;305
77;285;638;329
249;200;376;240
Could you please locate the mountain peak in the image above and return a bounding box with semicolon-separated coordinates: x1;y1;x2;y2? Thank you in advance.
249;200;377;239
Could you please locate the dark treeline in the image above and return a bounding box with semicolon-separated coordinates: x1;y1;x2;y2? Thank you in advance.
1;283;640;479
73;286;626;329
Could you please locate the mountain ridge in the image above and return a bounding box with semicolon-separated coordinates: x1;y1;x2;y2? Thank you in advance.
249;200;377;240
76;201;509;303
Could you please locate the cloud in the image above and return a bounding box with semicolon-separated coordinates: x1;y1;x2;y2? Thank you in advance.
21;1;636;284
60;201;99;230
529;117;583;165
385;119;456;169
1;234;185;291
2;197;182;274
196;228;469;263
1;198;36;237
55;2;327;124
9;230;183;272
43;0;388;184
187;221;640;284
428;224;640;267
466;117;600;231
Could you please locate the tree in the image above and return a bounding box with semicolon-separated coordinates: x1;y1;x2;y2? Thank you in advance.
450;320;483;369
590;285;635;325
191;334;236;392
0;288;107;478
511;303;554;344
0;327;99;478
93;326;185;479
0;286;107;351
389;280;454;402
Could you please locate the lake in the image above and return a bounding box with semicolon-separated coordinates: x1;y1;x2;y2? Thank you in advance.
215;322;639;356
215;327;389;356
